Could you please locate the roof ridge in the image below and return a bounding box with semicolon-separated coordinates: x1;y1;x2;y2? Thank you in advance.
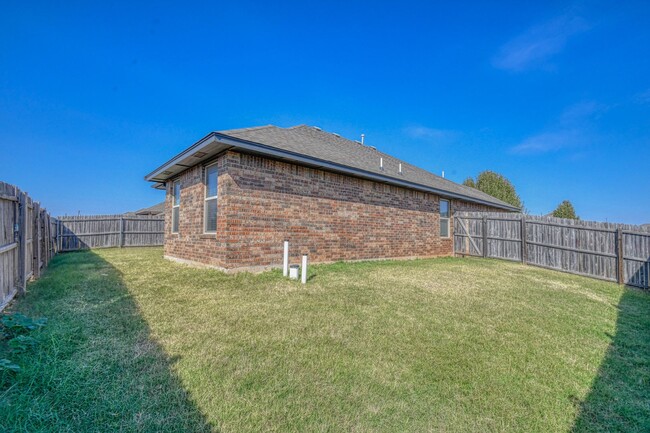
218;124;275;134
295;124;371;149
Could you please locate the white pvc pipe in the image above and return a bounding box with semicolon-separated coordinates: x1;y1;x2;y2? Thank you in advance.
283;241;289;277
301;254;308;284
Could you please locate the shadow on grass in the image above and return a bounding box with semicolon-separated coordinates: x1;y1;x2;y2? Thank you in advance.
0;250;213;432
571;286;650;433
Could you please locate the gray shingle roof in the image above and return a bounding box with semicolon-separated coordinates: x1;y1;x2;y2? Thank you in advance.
218;125;516;210
131;202;165;216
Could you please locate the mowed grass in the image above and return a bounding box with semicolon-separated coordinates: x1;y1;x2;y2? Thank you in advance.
1;247;649;432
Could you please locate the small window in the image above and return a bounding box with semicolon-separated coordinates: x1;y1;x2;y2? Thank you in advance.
440;199;450;238
204;164;218;233
172;180;180;233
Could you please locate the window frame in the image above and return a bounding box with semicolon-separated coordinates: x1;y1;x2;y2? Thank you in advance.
171;180;180;234
203;162;218;234
439;199;450;238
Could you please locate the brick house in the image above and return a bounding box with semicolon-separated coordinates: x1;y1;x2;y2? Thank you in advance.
145;125;518;271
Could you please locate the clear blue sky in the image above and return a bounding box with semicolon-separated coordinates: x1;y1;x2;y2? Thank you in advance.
1;1;649;223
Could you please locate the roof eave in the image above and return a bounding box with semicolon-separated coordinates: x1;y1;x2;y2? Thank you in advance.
145;133;519;212
144;132;219;182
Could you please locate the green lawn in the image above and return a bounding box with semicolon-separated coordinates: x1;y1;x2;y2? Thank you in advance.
1;247;649;432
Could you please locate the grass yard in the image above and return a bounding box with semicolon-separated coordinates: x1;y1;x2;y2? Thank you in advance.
1;247;649;432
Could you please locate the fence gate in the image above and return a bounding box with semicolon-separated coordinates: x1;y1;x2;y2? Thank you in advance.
454;215;484;257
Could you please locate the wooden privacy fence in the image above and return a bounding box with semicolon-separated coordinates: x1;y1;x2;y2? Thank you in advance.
1;181;57;310
454;211;650;289
1;180;163;310
56;215;164;251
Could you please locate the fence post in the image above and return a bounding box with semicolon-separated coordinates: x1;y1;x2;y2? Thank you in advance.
47;214;52;260
57;219;61;252
43;213;49;263
520;215;527;264
616;228;624;285
481;216;487;258
17;191;27;295
119;215;124;248
34;203;41;278
451;214;455;256
464;217;469;255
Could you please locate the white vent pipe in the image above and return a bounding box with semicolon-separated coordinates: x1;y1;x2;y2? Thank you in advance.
301;254;308;284
283;240;289;277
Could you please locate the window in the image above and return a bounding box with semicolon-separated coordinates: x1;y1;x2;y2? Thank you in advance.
204;164;218;233
172;180;180;233
440;199;450;237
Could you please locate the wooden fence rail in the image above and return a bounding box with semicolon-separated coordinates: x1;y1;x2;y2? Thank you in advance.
1;181;57;311
56;215;164;252
454;211;650;289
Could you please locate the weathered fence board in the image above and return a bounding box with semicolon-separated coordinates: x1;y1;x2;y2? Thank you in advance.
56;215;163;251
0;181;57;311
454;211;650;289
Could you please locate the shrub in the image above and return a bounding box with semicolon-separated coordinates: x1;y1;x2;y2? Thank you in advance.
1;312;47;339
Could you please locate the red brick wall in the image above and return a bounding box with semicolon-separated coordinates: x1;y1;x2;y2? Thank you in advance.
163;157;230;268
164;151;498;270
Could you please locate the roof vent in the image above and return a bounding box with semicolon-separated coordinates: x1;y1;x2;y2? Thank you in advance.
192;151;207;158
332;133;341;137
399;163;402;174
380;157;384;170
312;126;322;131
361;134;365;144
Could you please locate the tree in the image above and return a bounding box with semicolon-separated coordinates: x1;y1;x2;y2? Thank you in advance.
551;200;579;219
462;177;476;188
463;170;522;209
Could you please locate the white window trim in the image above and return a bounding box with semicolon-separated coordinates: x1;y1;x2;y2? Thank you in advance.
440;199;450;238
204;163;218;234
171;180;180;234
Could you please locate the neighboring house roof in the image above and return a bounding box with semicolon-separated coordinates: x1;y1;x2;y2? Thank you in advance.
145;125;519;211
130;202;165;216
